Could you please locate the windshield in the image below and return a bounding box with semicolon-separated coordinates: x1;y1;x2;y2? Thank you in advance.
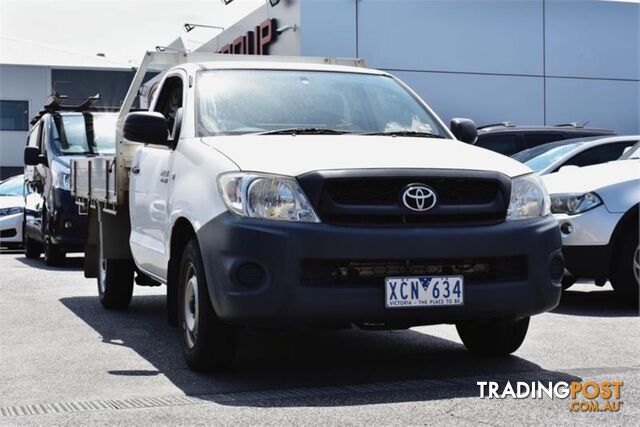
515;143;583;172
0;176;24;196
196;70;447;137
619;140;640;159
51;113;117;155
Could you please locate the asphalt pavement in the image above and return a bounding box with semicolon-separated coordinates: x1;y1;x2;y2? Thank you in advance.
0;251;638;426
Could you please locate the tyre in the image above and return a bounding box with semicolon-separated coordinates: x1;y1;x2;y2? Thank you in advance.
97;233;134;310
43;209;65;266
179;238;237;371
456;317;530;356
610;221;639;307
23;228;42;259
43;235;65;266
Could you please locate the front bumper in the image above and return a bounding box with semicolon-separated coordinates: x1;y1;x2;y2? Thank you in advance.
0;212;23;245
197;213;562;326
49;189;86;250
554;205;622;278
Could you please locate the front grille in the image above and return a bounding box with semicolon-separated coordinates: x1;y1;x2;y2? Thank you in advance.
297;171;510;227
327;178;498;205
301;256;527;287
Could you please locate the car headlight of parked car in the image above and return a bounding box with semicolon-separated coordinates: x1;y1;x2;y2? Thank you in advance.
550;192;603;215
0;206;23;216
506;174;551;220
218;172;320;223
50;160;71;191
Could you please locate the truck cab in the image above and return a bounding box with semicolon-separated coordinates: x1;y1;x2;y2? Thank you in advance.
24;96;117;265
73;54;563;372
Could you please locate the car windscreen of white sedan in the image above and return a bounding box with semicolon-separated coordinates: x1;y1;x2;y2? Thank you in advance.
512;136;638;175
0;175;25;247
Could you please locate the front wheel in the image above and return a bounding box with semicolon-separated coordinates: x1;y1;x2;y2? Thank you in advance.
456;317;530;356
610;224;639;307
97;233;134;310
43;209;65;266
23;231;42;259
44;235;65;266
178;239;237;371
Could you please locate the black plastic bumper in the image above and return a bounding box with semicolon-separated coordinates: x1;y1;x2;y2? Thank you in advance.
49;189;86;250
197;213;562;326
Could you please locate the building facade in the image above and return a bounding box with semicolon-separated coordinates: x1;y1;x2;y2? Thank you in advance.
195;0;639;135
2;0;638;179
0;37;138;179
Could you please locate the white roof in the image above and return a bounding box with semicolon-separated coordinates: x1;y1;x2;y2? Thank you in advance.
186;60;378;75
0;36;131;69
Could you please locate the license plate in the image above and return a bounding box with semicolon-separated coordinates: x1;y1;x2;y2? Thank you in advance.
385;276;464;308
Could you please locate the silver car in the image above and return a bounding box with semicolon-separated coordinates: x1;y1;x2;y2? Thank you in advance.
512;135;639;175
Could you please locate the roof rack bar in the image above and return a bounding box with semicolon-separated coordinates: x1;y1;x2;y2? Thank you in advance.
29;93;107;126
477;121;515;130
554;122;583;128
75;94;100;112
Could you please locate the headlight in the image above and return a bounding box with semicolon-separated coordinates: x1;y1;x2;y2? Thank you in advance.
0;207;23;216
550;192;603;215
50;160;71;191
506;174;551;220
217;172;320;223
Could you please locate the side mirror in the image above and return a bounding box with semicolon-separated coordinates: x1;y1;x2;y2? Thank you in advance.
123;112;169;146
622;146;632;155
450;118;478;144
24;146;45;166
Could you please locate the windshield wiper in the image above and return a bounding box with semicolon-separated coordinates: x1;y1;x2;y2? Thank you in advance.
258;127;353;135
362;130;446;138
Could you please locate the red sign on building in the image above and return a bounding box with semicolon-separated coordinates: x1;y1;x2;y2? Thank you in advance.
217;18;277;55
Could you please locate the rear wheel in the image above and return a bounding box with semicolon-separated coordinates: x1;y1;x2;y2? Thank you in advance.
179;239;236;371
456;317;530;356
610;222;639;307
97;232;134;310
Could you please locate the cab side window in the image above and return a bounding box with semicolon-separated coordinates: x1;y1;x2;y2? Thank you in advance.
153;76;184;142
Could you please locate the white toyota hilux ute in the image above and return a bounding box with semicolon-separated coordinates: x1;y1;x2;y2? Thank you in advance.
543;149;640;304
72;52;563;371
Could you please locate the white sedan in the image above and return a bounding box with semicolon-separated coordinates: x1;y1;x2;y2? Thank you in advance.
512;135;639;175
543;145;640;305
0;175;25;249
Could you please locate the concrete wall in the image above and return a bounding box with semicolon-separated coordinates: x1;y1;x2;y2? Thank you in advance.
0;65;50;177
298;0;639;134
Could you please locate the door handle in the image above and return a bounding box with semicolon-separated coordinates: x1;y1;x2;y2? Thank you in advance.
131;166;140;175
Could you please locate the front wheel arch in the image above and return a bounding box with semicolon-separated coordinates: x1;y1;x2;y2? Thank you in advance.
167;217;197;327
609;205;639;272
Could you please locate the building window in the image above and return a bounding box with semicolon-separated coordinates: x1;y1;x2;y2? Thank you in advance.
0;100;29;131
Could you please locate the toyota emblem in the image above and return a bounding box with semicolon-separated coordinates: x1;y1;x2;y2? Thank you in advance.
401;184;437;212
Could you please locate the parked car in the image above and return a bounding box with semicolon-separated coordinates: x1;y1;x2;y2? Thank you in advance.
72;52;563;371
543;158;639;305
23;96;117;265
512;135;639;175
0;175;25;249
476;122;615;156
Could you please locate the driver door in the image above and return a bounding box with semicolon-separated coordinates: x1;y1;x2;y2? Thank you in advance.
129;73;185;279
